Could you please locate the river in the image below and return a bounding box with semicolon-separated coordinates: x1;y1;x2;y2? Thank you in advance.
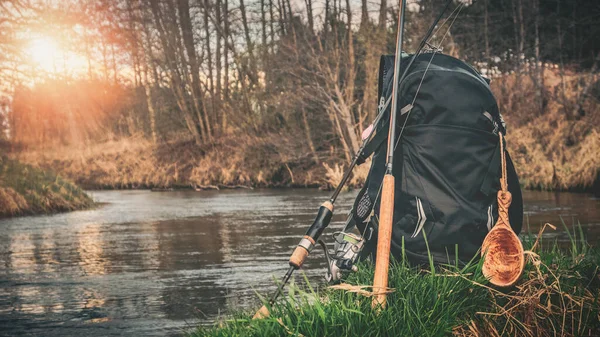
0;189;598;336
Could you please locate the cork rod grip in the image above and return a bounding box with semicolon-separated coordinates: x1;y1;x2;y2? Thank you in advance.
372;174;395;309
289;246;309;268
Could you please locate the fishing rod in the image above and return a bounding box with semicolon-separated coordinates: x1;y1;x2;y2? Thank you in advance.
372;0;460;310
372;0;407;310
252;107;387;319
253;0;453;319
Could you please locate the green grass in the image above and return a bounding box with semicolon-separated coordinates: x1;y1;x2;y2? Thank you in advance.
192;232;600;337
0;156;93;217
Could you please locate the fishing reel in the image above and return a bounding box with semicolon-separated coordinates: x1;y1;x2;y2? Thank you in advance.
320;231;366;283
320;186;377;283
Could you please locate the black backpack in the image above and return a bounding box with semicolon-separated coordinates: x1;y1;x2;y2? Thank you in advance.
348;52;523;266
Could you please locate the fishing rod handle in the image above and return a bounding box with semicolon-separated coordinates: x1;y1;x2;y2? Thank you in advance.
372;174;395;309
289;201;334;268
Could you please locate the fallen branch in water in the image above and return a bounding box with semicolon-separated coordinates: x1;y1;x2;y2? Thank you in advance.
193;184;220;191
216;184;254;190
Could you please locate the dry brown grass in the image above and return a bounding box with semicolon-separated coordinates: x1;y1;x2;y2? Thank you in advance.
453;252;599;337
453;224;599;337
349;158;371;186
16;133;338;189
322;162;344;189
493;67;600;191
0;187;28;215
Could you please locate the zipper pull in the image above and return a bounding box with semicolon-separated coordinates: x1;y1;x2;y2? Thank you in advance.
378;96;386;113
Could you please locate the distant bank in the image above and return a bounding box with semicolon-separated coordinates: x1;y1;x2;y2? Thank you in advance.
11;135;368;191
0;156;93;218
10;128;600;194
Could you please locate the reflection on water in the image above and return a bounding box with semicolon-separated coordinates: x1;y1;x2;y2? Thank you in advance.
522;190;600;241
0;189;598;336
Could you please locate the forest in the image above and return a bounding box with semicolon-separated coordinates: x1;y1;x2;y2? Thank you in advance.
1;0;599;192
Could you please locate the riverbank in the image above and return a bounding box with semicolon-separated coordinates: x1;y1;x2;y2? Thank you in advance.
0;156;93;217
193;232;600;337
11;124;600;194
13;135;372;190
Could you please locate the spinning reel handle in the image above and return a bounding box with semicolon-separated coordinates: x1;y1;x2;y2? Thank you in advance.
288;201;334;268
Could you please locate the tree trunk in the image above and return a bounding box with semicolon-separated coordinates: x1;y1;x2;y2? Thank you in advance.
344;0;355;122
167;0;207;142
305;0;314;35
484;0;490;59
269;0;275;53
517;0;524;58
85;28;93;80
332;0;337;25
360;0;368;29
335;85;359;154
144;80;158;144
177;0;211;140
328;104;352;163
223;0;230;129
278;0;287;35
362;49;378;122
239;0;257;86
125;0;140;87
379;0;387;31
149;0;203;145
285;0;293;27
575;51;600;118
556;0;567;106
261;0;268;51
511;0;519;68
101;39;109;81
111;43;118;85
240;0;253;56
533;0;544;115
203;0;216;131
302;108;319;164
141;6;158;144
324;0;329;39
215;0;223;127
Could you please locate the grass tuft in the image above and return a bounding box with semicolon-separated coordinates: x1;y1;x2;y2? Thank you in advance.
0;156;93;217
192;230;600;337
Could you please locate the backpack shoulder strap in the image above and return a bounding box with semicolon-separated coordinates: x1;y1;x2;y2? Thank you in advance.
377;55;396;100
356;55;396;166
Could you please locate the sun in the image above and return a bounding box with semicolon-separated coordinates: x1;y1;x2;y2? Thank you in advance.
25;36;89;77
26;37;61;73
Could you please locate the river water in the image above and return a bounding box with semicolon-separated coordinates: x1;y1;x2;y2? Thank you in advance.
0;189;598;336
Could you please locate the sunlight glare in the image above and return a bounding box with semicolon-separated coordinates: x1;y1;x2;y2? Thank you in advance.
26;36;88;76
27;37;59;73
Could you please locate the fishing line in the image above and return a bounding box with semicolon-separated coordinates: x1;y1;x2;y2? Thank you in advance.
370;2;465;228
395;3;465;149
340;0;464;248
256;1;463;316
375;0;460;118
389;3;466;224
